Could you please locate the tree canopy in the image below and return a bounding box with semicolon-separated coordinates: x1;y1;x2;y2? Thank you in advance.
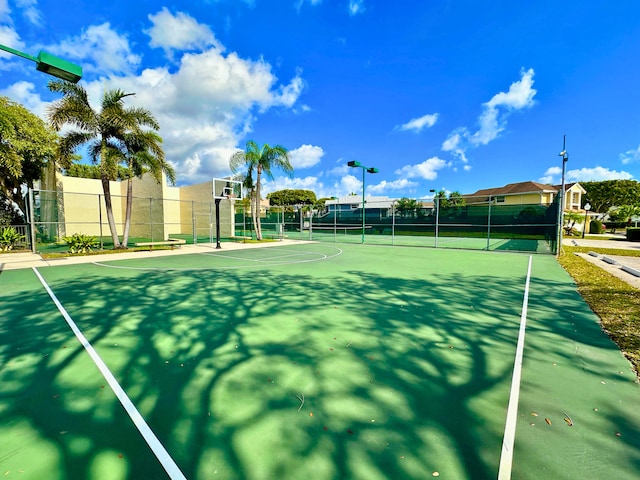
267;189;316;206
581;180;640;214
0;96;58;219
65;163;131;180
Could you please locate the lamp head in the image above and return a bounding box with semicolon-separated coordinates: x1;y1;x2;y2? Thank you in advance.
347;161;362;168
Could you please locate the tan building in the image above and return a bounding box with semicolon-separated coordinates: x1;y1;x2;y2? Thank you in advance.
38;171;236;242
465;181;586;210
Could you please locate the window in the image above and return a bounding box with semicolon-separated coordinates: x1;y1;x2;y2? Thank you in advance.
496;196;505;203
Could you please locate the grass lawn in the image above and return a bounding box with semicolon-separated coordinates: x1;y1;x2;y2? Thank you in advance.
559;244;640;378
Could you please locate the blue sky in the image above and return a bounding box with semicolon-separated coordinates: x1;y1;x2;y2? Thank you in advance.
1;1;639;199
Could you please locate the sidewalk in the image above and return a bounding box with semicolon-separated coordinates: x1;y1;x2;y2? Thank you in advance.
0;240;303;272
563;236;640;289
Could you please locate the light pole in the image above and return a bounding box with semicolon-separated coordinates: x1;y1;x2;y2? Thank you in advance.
348;161;378;244
0;44;82;83
582;203;591;239
557;136;569;256
429;189;440;247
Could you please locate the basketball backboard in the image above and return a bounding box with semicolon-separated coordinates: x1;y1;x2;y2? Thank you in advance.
213;177;244;201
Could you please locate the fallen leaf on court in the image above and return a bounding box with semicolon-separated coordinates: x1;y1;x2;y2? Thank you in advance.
347;429;354;435
309;412;314;417
530;412;538;416
432;473;440;477
545;418;552;425
563;413;574;426
615;432;622;437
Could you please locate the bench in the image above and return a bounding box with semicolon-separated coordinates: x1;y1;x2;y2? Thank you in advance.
230;236;252;243
265;233;287;241
134;238;186;250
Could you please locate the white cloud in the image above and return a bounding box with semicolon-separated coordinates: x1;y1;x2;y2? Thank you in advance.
0;25;24;61
394;156;449;180
0;81;48;117
15;0;41;25
289;144;324;169
368;178;418;194
566;166;634;182
336;174;363;196
540;165;634;184
441;131;468;163
395;113;439;133
620;145;640;164
48;23;141;75
87;46;304;184
2;15;303;186
348;0;365;16
443;68;537;160
0;0;9;19
146;8;219;57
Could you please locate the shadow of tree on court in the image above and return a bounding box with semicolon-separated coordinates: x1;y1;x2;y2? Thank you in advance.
0;247;639;480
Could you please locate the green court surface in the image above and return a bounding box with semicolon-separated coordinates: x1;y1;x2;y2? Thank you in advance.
1;243;638;479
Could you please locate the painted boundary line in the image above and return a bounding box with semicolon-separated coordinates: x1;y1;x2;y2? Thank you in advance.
32;267;188;480
497;255;533;480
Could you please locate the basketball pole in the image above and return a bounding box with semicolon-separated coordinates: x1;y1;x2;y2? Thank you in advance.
215;197;222;249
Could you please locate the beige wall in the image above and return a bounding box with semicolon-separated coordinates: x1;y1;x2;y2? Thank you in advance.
51;173;235;241
58;175;123;237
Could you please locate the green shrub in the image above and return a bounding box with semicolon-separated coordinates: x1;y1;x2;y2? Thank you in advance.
63;233;98;253
590;219;604;234
627;228;640;242
0;226;25;251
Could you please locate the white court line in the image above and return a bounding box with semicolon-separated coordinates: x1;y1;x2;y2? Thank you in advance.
93;246;343;271
497;255;533;480
32;267;188;480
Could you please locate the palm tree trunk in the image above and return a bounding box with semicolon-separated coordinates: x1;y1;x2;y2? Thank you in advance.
101;176;121;248
122;177;133;247
251;190;259;240
255;167;263;240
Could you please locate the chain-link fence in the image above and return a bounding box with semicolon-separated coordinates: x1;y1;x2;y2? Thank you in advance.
236;196;559;254
30;189;236;252
27;189;559;254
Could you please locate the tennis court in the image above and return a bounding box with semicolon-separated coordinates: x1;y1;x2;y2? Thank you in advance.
1;242;639;479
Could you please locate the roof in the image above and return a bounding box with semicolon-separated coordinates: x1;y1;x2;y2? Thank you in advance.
468;181;558;197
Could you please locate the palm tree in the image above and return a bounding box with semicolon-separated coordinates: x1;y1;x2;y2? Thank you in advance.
47;80;164;248
120;130;176;247
230;141;293;240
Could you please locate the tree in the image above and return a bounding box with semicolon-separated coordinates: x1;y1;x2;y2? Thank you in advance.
581;180;640;215
396;197;420;219
230;141;293;240
65;162;130;180
47;80;165;248
0;96;58;219
563;211;583;234
119;130;175;247
433;190;466;217
267;189;316;206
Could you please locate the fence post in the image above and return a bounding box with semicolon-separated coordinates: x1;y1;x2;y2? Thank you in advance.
28;188;36;253
434;196;440;248
486;195;492;250
392;201;396;245
98;194;104;250
149;198;153;242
